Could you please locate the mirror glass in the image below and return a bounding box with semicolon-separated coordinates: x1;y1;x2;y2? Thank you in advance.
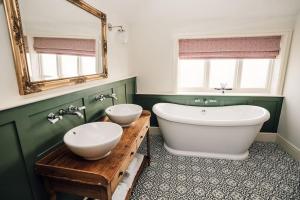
19;0;103;82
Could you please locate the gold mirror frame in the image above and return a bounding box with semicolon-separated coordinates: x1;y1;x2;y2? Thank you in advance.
3;0;108;95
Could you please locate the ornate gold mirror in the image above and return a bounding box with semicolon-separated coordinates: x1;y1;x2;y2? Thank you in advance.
3;0;108;95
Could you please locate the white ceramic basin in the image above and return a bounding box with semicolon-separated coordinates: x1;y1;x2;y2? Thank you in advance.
64;122;123;160
105;104;143;127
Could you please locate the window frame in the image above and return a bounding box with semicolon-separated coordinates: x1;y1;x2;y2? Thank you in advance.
174;32;293;95
177;58;274;93
38;53;97;80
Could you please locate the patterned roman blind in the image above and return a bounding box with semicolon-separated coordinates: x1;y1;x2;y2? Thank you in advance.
33;37;96;56
179;36;281;59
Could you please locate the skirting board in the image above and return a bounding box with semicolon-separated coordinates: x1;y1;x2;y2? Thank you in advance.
276;134;300;160
149;127;277;142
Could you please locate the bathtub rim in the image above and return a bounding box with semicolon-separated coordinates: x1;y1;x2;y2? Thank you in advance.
153;103;270;127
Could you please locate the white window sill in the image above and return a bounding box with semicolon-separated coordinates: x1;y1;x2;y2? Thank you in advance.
137;91;283;98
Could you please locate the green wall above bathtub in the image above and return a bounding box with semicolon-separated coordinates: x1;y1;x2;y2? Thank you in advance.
134;94;283;133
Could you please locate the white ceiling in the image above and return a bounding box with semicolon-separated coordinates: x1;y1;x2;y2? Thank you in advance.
96;0;300;23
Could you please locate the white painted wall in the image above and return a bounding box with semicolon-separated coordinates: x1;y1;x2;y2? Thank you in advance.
278;14;300;149
130;16;296;94
0;1;133;111
1;0;300;111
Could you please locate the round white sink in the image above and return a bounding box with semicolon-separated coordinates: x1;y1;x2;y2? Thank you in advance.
105;104;143;127
64;122;123;160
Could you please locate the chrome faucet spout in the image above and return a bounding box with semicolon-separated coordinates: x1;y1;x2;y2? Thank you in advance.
110;93;118;100
57;105;85;119
74;111;84;118
95;93;118;101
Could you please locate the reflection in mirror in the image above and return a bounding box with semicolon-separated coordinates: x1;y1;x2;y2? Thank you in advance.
20;0;103;82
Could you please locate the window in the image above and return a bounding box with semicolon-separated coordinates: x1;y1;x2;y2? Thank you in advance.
177;36;281;93
81;56;97;75
178;58;273;92
41;54;58;80
38;53;97;80
209;59;236;88
240;59;271;89
61;55;78;78
33;37;97;80
178;59;205;88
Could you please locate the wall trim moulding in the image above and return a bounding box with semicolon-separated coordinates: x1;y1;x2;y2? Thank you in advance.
276;134;300;161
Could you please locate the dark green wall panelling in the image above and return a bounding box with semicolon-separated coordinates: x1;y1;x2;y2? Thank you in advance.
86;89;113;122
0;77;283;200
134;94;283;133
0;77;136;200
113;84;127;104
0;122;33;199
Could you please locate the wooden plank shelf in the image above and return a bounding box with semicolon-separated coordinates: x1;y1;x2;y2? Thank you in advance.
35;110;151;200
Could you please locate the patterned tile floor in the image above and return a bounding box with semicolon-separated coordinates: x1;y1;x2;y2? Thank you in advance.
131;135;300;200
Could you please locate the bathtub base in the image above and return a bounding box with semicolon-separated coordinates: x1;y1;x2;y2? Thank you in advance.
164;143;249;160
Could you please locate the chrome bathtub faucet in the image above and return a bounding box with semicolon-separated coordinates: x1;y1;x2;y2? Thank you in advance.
194;98;217;105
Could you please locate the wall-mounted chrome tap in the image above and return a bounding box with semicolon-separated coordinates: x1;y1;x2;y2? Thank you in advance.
58;105;86;119
95;93;118;102
47;113;63;124
47;105;86;124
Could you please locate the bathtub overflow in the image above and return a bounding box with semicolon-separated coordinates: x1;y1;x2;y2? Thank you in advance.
201;109;206;113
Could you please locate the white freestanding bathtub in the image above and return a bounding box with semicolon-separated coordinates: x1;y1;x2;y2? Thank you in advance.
153;103;270;160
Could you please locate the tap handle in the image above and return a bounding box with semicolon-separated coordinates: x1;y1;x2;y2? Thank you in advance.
47;113;63;124
68;105;76;111
95;94;105;101
50;118;59;124
58;109;66;115
47;113;56;119
68;105;86;111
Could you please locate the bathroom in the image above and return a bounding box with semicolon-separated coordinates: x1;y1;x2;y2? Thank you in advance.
0;0;299;199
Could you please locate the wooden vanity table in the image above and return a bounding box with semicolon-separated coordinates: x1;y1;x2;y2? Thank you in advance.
35;111;151;200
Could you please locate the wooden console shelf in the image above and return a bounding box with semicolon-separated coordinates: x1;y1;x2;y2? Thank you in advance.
35;110;151;200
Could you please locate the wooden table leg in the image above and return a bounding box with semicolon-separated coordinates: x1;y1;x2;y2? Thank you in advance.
44;178;57;200
146;129;151;166
49;192;57;200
